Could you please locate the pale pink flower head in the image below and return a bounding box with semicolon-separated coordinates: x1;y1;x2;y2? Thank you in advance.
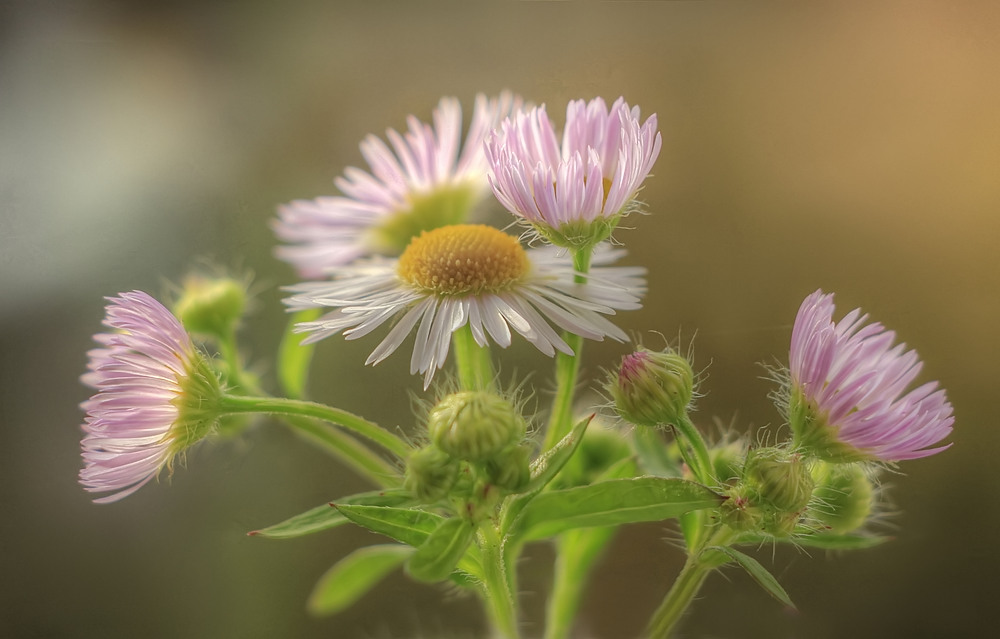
79;291;222;503
274;92;523;278
485;96;661;249
786;290;954;463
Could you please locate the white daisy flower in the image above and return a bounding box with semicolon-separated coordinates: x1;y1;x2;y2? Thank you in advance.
284;224;646;388
274;92;523;278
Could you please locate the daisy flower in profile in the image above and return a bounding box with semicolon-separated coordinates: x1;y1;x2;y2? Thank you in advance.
79;291;222;503
785;290;954;463
485;96;661;250
284;223;646;388
274;92;523;278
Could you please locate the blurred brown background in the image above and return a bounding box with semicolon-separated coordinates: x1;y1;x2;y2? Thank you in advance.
2;2;998;638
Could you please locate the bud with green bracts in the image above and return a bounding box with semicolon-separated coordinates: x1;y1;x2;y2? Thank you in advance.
607;346;695;428
427;391;526;462
405;446;460;502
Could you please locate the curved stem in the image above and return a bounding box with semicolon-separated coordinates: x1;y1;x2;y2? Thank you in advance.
478;524;519;639
543;248;592;450
281;415;400;488
218;394;410;459
672;414;713;486
644;527;735;639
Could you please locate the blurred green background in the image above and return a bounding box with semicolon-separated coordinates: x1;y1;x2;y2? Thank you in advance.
2;2;998;638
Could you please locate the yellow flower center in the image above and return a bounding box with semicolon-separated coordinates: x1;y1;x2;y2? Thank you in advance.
397;224;530;296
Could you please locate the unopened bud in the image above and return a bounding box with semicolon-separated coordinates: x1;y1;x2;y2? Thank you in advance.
404;446;459;502
173;275;247;339
427;391;526;462
485;443;532;493
607;347;694;427
810;462;874;534
743;448;814;514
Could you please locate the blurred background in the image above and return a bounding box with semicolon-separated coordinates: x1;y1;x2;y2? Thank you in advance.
2;2;998;638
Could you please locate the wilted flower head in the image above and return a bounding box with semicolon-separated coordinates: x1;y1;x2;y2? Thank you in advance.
79;291;222;503
486;96;661;249
284;223;646;388
274;92;522;278
786;290;954;463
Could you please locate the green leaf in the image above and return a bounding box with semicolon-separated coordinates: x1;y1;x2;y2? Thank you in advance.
514;477;723;541
406;517;476;583
278;308;321;399
307;545;412;616
708;546;796;609
501;415;592;532
790;533;892;551
335;505;482;578
248;489;412;539
334;505;445;548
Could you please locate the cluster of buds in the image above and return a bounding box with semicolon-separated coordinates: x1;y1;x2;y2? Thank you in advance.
405;390;531;521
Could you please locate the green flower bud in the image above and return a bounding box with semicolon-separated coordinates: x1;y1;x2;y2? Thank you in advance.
173;275;247;339
810;461;874;534
404;446;460;503
427;391;526;462
743;448;814;515
485;443;532;493
607;347;694;427
710;438;747;485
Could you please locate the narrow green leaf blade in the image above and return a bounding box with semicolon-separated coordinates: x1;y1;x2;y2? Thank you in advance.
501;415;592;532
406;517;476;583
709;546;796;609
307;545;413;616
278;308;320;399
249;489;413;539
791;533;892;551
334;505;444;548
516;477;723;541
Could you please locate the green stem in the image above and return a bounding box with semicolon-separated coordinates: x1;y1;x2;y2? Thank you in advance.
452;323;495;391
217;328;247;392
478;524;519;639
543;248;593;450
281;415;400;488
218;394;410;459
672;414;713;486
644;528;735;639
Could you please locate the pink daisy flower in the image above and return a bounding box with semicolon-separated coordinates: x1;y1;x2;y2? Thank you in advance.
79;291;221;503
787;290;954;463
485;96;661;248
274;92;523;278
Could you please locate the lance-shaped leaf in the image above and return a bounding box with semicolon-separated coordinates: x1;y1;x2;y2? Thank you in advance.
785;533;891;551
406;517;477;583
307;545;413;616
708;546;796;609
513;477;723;542
248;489;412;539
336;505;482;577
501;415;592;532
278;308;320;399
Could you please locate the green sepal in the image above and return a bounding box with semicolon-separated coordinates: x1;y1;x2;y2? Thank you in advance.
278;308;320;399
334;505;482;578
501;415;592;532
405;517;477;583
248;489;412;539
307;544;413;616
512;477;723;542
707;546;796;609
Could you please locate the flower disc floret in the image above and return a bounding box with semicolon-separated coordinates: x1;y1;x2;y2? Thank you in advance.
284;233;646;388
786;290;954;463
79;291;222;503
397;225;529;296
